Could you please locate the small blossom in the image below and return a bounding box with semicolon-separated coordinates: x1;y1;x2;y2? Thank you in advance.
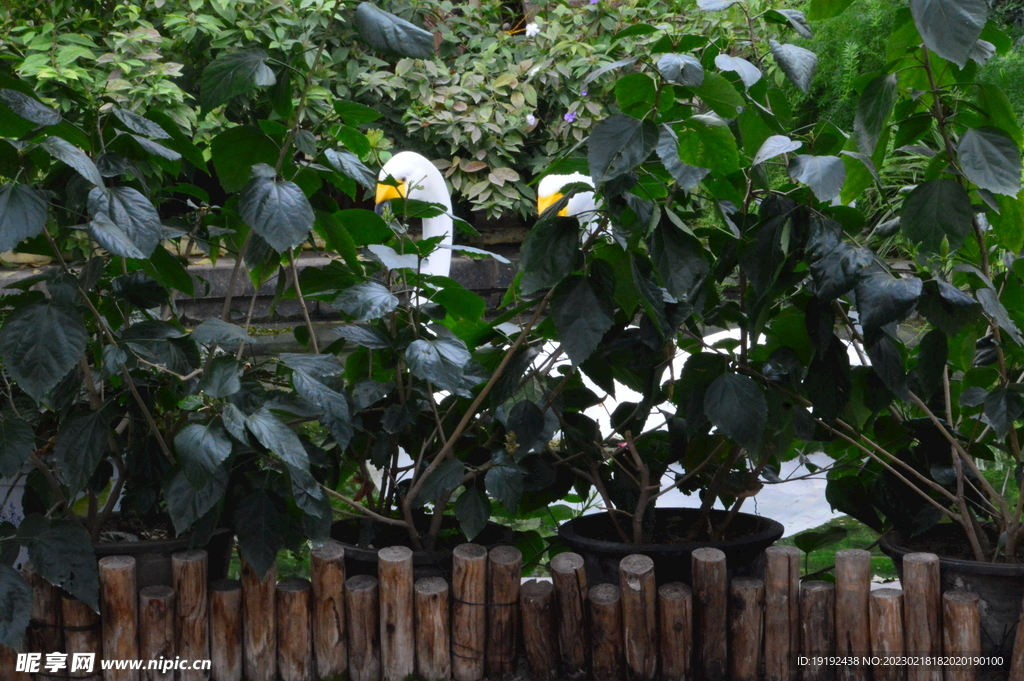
590;0;599;4
564;111;577;123
581;89;588;97
525;22;540;37
526;113;538;126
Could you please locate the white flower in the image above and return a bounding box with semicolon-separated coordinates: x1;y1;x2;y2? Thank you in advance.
525;22;540;37
526;114;537;126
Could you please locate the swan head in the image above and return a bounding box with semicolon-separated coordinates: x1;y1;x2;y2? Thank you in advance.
537;172;596;217
376;151;452;211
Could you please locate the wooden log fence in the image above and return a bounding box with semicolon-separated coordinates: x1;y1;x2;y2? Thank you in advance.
1;543;1011;681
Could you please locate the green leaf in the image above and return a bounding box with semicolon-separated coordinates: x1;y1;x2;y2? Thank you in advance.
865;332;907;400
917;279;982;336
222;403;249;442
192;318;255;345
788;155;845;202
704;373;767;453
714;54;761;88
234;490;281;580
23;516;99;611
656;54;704;87
769;40;817;93
984;388;1023;439
324;149;376;190
210;126;278;194
648;223;709;300
433;287;486;320
143;247;195;296
291;370;353;448
335;324;392;349
855;270;923;335
200;49;276;114
199;356;242;398
416;459;465;506
910;0;987;69
0;183;48;253
587;114;659;183
615;73;657;117
87;186;162;257
166;467;228;536
333;100;382;126
315;211;363;275
804;334;852;422
280;353;344;377
807;0;855;20
406;337;472;392
239;178;314;253
519;214;580;295
41;136;103;187
175;423;233;488
334;126;371;159
977;287;1024;346
0;416;32;480
88;214;145;259
656;125;709;190
676;121;740;175
129;135;181;161
551;271;615;366
0;89;60;127
454;487;490;540
353;2;435;59
694;71;744;118
54;411;108;498
112;108;169;139
770;9;813;39
698;0;741;9
144;111;208;172
914;329;947;400
793;526;849;554
752;135;802;166
246;406;310;473
0;564;31;649
0;302;87;402
486;463;526;514
976;84;1023;146
854;74;897;157
334;282;399;321
957;127;1022;196
825;476;882;531
810;242;873;300
900;180;973;253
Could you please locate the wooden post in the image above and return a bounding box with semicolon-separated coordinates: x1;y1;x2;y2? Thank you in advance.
589;584;622;681
209;579;242;681
550;552;587;679
276;578;313;681
310;541;346;680
765;546;800;681
835;550;870;681
903;553;941;681
730;578;764;681
1;639;33;681
62;596;102;681
138;586;175;681
942;590;980;681
241;559;277;681
346;574;381;681
520;579;557;680
414;577;450;681
801;581;836;681
869;588;905;681
658;582;691;681
99;555;139;681
26;563;65;679
451;544;486;681
1011;590;1024;681
619;554;657;681
692;547;728;681
486;546;521;677
172;550;209;681
378;547;414;681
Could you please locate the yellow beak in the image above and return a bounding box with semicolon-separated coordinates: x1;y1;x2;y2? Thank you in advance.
537;192;569;217
376;181;405;204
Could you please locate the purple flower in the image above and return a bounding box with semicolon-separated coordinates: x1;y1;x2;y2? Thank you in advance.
590;0;599;4
581;89;588;96
564;111;577;122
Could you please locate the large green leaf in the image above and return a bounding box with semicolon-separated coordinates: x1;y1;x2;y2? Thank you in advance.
900;179;973;253
415;459;465;506
551;270;615;366
239;177;314;253
769;40;818;93
166;467;227;535
354;3;435;59
406;337;472;392
324;149;376;190
825;476;882;531
910;0;987;69
676;122;740;175
714;54;761;88
854;75;897;157
54;411;109;497
334;282;399;321
0;302;87;402
704;373;768;453
88;186;162;257
199;356;242;398
804;334;852;422
112;108;170;139
454;487;490;541
977;287;1024;346
234;490;281;580
648;223;709;301
0;183;47;253
41;136;103;187
175;423;233;488
865;332;908;400
246;406;310;473
752;135;802;166
698;0;741;10
0;564;31;649
0;89;60;127
656;125;710;190
983;388;1023;439
88;213;145;259
519;212;580;295
210;126;278;193
810;242;873;300
192;319;255;346
0;418;33;479
22;516;99;611
914;329;947;400
200;49;276;113
656;54;704;88
588;114;658;183
694;72;745;118
486;463;526;514
917;279;981;336
957;127;1021;196
807;0;855;20
291;370;353;448
855;270;923;335
788;155;845;202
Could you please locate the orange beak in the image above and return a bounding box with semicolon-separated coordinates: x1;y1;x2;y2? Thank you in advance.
537;192;569;217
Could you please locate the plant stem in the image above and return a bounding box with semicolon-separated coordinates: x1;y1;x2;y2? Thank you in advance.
289;248;319;353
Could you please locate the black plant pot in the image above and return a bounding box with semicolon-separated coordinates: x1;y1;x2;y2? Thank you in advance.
93;528;233;589
557;507;785;586
330;518;515;581
880;529;1021;678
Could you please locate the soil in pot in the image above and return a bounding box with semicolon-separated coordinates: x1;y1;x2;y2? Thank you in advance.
880;525;1023;678
558;507;785;586
331;516;515;581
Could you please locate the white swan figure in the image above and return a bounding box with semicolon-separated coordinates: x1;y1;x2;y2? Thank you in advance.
375;151;454;278
536;172;600;239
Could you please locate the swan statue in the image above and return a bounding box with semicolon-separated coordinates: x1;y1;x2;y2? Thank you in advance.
536;172;600;239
